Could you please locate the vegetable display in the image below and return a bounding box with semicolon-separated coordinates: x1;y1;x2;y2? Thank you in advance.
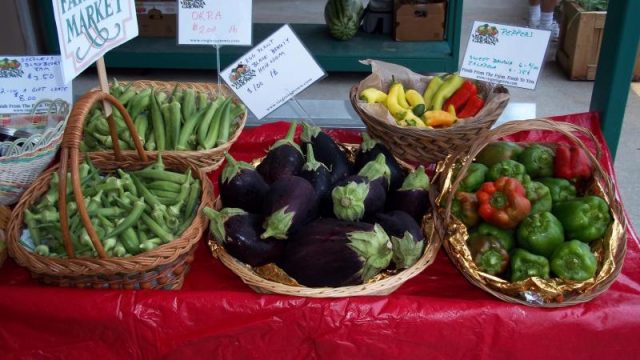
358;73;486;129
205;124;432;288
22;155;201;257
450;141;612;284
81;81;246;152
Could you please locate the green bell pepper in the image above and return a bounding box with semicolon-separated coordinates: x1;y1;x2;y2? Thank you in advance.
517;211;565;258
476;141;524;167
458;163;488;193
525;181;552;215
487;160;527;183
470;222;515;251
467;235;509;275
539;177;577;203
518;144;555;178
552;196;612;243
510;248;550;282
550;240;597;281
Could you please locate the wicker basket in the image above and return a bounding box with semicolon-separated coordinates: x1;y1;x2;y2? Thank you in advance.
6;91;215;289
208;143;445;297
87;80;247;170
436;119;627;307
350;60;510;164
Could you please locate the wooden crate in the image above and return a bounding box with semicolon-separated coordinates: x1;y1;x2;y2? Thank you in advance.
557;1;640;81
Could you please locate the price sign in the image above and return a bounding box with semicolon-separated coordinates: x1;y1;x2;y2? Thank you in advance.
220;25;325;120
178;0;252;45
0;56;72;114
460;21;551;90
52;0;138;83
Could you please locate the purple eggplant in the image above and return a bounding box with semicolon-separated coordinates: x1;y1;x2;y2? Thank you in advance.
300;144;333;214
203;207;284;267
262;176;318;240
301;123;352;184
257;122;304;183
331;175;386;222
386;166;431;222
280;218;392;287
374;211;425;269
219;152;269;213
358;153;392;191
355;133;404;190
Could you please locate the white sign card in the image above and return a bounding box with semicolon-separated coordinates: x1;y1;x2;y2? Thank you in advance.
178;0;252;46
220;25;326;120
460;21;551;90
0;56;72;114
52;0;138;84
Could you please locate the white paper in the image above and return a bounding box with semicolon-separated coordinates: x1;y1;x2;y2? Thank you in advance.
178;0;252;46
0;56;72;114
460;21;550;90
221;25;326;120
52;0;138;84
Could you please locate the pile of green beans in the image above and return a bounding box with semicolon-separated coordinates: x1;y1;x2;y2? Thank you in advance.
81;80;246;152
23;155;201;258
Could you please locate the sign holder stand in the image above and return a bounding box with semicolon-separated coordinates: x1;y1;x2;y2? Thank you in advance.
96;57;122;159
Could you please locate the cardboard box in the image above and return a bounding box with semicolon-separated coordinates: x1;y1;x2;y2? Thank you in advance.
136;1;177;38
394;1;446;41
557;1;640;81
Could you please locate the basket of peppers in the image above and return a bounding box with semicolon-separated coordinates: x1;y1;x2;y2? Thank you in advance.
350;60;511;163
436;119;626;306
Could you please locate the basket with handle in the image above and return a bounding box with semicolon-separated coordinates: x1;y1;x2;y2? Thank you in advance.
86;80;247;170
6;90;215;289
350;60;511;164
436;119;627;307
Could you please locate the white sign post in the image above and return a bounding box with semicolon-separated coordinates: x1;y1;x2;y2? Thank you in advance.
460;21;551;90
220;25;325;120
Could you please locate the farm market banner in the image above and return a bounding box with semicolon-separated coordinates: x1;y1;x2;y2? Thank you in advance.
52;0;138;83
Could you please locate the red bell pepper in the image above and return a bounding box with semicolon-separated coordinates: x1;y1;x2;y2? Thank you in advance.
443;80;477;113
554;144;592;180
458;95;485;118
477;177;531;229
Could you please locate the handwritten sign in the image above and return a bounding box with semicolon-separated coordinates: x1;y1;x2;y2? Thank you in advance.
178;0;252;45
221;25;325;120
52;0;138;84
460;21;550;89
0;56;72;114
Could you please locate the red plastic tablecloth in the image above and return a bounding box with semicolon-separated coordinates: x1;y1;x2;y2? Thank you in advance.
1;113;639;359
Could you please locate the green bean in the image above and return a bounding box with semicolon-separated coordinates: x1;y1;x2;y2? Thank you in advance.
182;88;196;122
150;89;166;151
141;213;174;243
216;98;234;146
105;198;145;239
169;101;182;150
195;97;224;149
203;98;231;149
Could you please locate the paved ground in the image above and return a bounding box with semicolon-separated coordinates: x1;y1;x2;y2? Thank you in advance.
73;0;640;229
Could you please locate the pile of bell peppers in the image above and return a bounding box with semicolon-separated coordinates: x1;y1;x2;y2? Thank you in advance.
451;141;612;283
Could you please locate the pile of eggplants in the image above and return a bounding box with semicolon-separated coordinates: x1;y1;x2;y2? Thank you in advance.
204;122;432;287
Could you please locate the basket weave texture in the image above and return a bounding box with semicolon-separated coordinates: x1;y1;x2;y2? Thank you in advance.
437;119;627;307
350;60;510;164
6;91;215;289
87;80;247;170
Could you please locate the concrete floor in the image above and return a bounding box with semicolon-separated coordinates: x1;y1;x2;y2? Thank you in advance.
72;0;640;229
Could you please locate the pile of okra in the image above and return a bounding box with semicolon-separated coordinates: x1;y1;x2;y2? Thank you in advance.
24;155;201;258
81;80;246;152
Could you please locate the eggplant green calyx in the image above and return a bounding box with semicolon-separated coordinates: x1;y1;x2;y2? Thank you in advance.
221;152;255;184
360;133;378;153
303;144;329;172
262;207;295;240
300;122;321;143
390;232;425;269
347;224;393;282
399;165;430;191
203;207;246;244
358;154;391;189
332;181;369;221
271;121;302;154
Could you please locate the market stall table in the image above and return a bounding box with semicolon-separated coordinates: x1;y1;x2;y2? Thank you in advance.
1;113;639;359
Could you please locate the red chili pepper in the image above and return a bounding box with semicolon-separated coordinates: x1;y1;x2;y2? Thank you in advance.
554;144;592;180
443;80;477;112
458;95;485;118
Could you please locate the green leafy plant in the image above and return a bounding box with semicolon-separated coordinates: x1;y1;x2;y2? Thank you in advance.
576;0;608;11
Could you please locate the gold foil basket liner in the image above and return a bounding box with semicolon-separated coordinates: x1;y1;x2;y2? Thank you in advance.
435;119;627;307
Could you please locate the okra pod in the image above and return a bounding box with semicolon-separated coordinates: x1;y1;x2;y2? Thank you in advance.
128;88;152;120
117;87;137;106
178;105;208;151
182;88;196;122
197;92;208;111
113;242;127;257
105;198;146;239
146;181;182;193
169;101;182;150
156;91;168;105
161;103;172;150
195;97;223;149
184;180;201;218
150;89;166;151
24;210;43;246
150;189;180;199
141;213;174;243
134;114;149;146
216;98;234;146
203;98;231;149
120;227;141;255
130;175;163;208
133;168;188;184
